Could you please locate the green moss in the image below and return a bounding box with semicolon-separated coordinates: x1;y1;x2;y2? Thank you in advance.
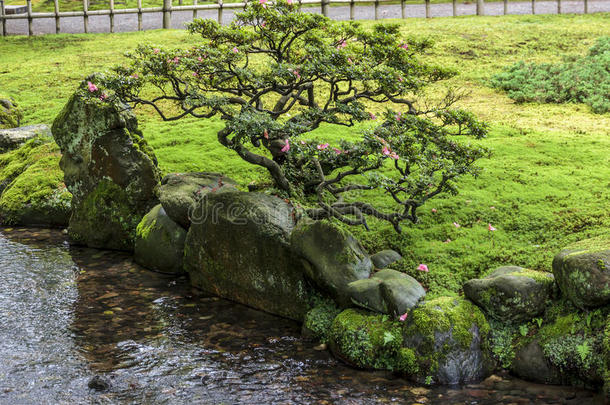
0;97;23;129
136;216;157;241
604;318;610;397
508;268;555;285
565;235;610;254
302;297;341;344
329;309;417;373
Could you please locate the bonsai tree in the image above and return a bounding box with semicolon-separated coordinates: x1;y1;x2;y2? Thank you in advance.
92;1;489;232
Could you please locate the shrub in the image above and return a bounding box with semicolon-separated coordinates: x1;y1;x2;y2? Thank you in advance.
93;1;489;232
490;36;610;114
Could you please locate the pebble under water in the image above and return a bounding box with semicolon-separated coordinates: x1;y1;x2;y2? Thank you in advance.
0;228;606;405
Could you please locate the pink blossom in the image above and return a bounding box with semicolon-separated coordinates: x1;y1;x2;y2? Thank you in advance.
172;56;180;64
398;76;403;82
153;48;160;54
131;74;139;79
390;152;399;160
488;224;497;231
382;146;391;156
400;43;409;50
280;139;290;153
193;72;198;77
490;206;496;210
369;112;377;120
453;222;460;228
232;47;239;53
87;81;98;92
259;0;267;7
262;21;266;27
286;0;293;4
333;148;342;155
417;264;429;272
197;56;203;62
443;238;451;243
395;112;402;122
293;69;301;80
399;312;408;322
337;40;347;49
99;93;108;101
317;143;329;150
300;140;306;145
431;208;437;213
263;129;269;139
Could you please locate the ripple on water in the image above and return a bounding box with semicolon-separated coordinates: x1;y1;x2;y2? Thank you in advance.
0;228;606;405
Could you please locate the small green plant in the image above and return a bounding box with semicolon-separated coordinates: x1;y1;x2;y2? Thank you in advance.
424;375;433;385
491;36;610;114
519;324;529;337
576;341;591;363
534;317;543;328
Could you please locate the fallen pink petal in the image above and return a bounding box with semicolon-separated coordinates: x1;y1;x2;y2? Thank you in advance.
453;222;460;228
399;312;408;322
417;264;429;272
488;224;497;231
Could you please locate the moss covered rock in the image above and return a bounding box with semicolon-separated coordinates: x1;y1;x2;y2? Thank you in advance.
0;97;23;129
52;89;160;251
0;124;51;154
371;250;402;269
134;204;187;274
463;266;556;324
291;219;373;306
329;308;418;373
159;172;238;228
552;237;610;309
302;298;342;343
604;318;609;398
0;137;71;227
184;191;315;321
403;296;492;385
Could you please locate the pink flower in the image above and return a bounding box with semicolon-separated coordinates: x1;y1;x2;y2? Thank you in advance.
280;139;290;153
286;0;293;4
431;208;437;213
99;93;107;101
488;223;497;231
87;81;98;92
453;222;460;228
263;129;269;139
347;57;353;64
259;0;267;7
293;70;301;80
395;112;402;122
369;112;377;120
262;21;266;27
232;47;239;53
192;72;198;77
197;56;203;62
153;48;160;54
172;56;180;64
399;312;408;322
317;143;329;150
300;140;306;145
398;76;403;82
333;148;342;154
443;238;451;243
400;43;409;50
390;152;399;160
337;40;347;49
131;74;139;79
382;146;391;156
490;206;496;210
417;264;429;272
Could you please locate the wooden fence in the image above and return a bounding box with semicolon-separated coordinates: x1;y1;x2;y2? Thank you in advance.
0;0;593;37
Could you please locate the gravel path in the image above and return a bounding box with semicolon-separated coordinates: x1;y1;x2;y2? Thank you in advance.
2;0;609;36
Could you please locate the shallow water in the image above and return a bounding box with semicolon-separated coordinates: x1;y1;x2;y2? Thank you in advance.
0;227;606;405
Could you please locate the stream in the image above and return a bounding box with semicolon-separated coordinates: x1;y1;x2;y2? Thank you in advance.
0;227;605;405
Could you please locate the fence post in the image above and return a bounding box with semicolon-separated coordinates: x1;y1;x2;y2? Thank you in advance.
321;0;328;16
584;0;588;13
53;0;60;33
26;0;33;36
109;0;114;32
192;0;197;20
350;0;355;20
425;0;430;18
137;0;142;30
163;0;171;28
476;0;484;15
503;0;507;14
0;0;5;37
557;0;561;14
374;0;379;19
401;0;406;18
531;0;535;14
452;0;457;16
217;0;222;24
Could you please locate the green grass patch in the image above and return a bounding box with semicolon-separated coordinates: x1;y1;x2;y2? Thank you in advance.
0;13;608;296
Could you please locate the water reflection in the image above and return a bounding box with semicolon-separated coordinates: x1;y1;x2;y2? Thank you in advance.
0;227;605;404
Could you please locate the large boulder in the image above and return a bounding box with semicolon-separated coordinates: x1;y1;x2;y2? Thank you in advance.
346;269;425;315
510;340;563;385
158;172;238;229
134;204;187;274
0;137;71;227
0;124;51;153
52;89;160;251
463;266;556;324
403;296;492;385
552;237;610;309
0;97;23;129
184;191;314;321
370;249;402;269
291;220;373;306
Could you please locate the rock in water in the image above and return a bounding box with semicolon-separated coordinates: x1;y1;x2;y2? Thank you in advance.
463;266;556;324
403;297;492;385
184;191;314;321
52;90;160;251
552;237;610;309
0;124;51;153
291;220;372;306
134;204;187;274
158;172;238;228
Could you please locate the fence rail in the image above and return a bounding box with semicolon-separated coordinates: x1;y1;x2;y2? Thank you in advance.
0;0;599;36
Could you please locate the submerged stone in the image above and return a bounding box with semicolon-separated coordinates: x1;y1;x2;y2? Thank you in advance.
552;237;610;309
291;220;372;306
134;204;186;274
371;249;402;269
403;296;492;385
463;266;556;324
159;172;238;229
184;191;314;321
52;89;160;251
